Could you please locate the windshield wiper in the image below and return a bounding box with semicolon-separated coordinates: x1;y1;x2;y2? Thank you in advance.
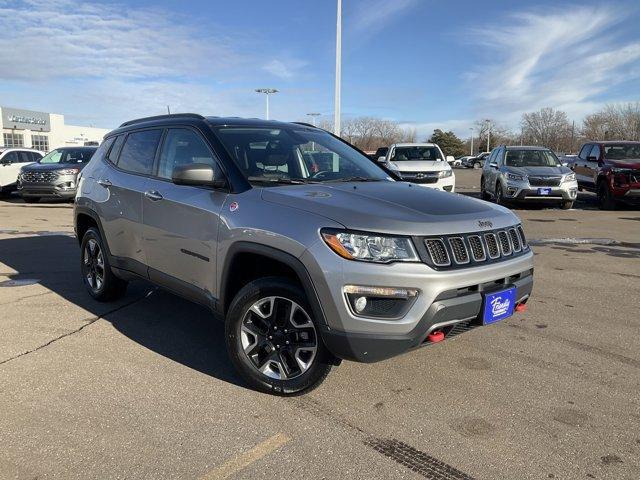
328;176;383;183
247;176;320;185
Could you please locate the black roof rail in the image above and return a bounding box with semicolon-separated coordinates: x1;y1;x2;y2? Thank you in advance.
119;113;205;128
292;122;319;128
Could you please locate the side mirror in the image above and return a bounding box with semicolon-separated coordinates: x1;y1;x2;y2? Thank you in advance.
587;155;598;162
446;155;455;163
172;163;225;188
377;156;386;163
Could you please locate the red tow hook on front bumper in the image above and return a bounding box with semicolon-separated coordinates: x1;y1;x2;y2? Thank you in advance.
515;303;527;313
426;331;445;343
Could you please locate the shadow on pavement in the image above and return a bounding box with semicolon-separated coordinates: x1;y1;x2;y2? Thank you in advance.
0;234;244;388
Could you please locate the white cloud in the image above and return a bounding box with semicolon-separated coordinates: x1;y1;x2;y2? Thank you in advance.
348;0;420;36
468;5;640;121
263;58;308;80
398;119;475;140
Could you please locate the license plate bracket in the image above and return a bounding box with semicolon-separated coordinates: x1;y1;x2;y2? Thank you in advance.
537;187;552;195
482;287;516;325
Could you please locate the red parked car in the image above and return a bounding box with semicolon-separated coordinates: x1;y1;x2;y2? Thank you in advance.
570;141;640;209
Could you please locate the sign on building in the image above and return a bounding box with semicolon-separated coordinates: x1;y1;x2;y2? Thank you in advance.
1;107;51;132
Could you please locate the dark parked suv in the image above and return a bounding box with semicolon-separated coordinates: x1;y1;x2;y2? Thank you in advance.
18;146;97;202
75;114;534;395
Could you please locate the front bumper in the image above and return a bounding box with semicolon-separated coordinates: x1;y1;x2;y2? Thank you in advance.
302;240;535;362
503;179;578;202
321;270;533;362
17;175;78;199
411;175;455;192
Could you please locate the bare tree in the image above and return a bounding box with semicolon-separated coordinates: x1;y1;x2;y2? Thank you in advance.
318;117;414;151
582;103;640;141
474;119;513;152
520;107;573;152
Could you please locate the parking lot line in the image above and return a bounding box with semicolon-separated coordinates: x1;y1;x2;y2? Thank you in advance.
199;433;290;480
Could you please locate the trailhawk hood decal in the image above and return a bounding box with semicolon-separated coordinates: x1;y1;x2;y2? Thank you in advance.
261;181;518;236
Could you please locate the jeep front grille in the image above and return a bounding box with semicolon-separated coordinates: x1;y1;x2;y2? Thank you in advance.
420;225;529;270
448;237;469;264
497;231;512;255
484;233;500;259
467;235;486;261
509;228;521;252
424;239;450;267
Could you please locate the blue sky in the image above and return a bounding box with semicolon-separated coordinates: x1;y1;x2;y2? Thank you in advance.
1;0;639;138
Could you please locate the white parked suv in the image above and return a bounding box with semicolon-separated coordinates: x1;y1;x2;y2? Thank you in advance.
377;143;455;192
0;147;43;195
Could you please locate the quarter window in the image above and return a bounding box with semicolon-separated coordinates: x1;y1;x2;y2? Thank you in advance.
117;130;161;175
2;151;19;163
157;129;218;179
107;135;125;164
91;137;115;164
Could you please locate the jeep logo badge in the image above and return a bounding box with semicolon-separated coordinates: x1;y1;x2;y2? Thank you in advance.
478;220;493;228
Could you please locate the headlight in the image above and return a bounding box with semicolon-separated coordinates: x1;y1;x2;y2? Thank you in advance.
321;229;419;263
57;168;80;175
438;170;453;178
506;173;525;181
563;173;576;182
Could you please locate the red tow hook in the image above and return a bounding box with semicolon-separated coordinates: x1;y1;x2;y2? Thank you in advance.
427;331;445;343
515;303;527;313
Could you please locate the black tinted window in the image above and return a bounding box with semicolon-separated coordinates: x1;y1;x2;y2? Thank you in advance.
108;135;124;164
117;130;161;175
2;151;18;163
18;152;32;163
91;137;115;163
158;129;217;179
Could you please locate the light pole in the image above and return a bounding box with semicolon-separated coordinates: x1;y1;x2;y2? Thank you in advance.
485;119;491;152
255;88;278;120
334;0;342;136
306;112;321;126
469;127;474;155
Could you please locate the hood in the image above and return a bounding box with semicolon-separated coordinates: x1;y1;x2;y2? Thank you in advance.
603;158;640;170
387;160;449;172
261;181;518;236
504;165;571;176
22;162;86;172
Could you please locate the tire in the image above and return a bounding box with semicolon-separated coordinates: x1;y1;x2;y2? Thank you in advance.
80;227;128;301
473;162;481;169
560;201;573;210
225;277;333;395
480;177;490;200
495;182;506;206
597;181;616;210
23;197;40;203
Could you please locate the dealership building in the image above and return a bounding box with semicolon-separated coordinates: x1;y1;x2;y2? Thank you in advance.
0;106;110;152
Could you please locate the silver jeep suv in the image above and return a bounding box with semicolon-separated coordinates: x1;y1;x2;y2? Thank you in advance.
74;114;534;395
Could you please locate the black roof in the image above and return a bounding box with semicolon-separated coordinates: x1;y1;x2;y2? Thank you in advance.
504;145;552;150
115;113;317;131
594;140;640;145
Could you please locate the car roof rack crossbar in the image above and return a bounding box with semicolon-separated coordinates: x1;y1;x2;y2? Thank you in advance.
119;113;205;127
291;122;319;128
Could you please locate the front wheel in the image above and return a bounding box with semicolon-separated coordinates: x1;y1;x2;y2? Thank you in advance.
597;181;616;210
480;177;490;200
473;162;481;169
225;277;332;395
495;183;506;206
560;200;573;210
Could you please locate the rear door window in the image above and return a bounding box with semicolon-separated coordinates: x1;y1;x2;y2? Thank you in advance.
117;130;162;175
18;152;33;163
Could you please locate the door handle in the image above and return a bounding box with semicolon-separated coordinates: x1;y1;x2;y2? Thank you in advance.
144;190;163;201
97;178;112;187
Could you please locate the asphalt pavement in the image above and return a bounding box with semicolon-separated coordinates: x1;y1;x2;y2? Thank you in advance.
1;169;639;479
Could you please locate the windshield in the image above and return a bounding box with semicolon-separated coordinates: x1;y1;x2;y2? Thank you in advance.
505;149;560;167
39;148;96;164
214;127;392;184
391;146;442;161
604;144;640;160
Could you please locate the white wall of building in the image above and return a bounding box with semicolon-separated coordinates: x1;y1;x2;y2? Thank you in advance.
0;107;110;151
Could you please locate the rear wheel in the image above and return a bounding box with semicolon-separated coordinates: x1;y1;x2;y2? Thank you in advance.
597;181;616;210
80;227;128;301
23;197;40;203
225;277;332;395
473;161;481;169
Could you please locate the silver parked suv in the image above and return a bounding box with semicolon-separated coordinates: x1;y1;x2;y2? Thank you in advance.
481;145;578;209
74;114;534;395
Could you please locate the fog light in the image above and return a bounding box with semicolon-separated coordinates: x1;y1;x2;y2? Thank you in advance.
343;285;419;319
354;296;367;313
